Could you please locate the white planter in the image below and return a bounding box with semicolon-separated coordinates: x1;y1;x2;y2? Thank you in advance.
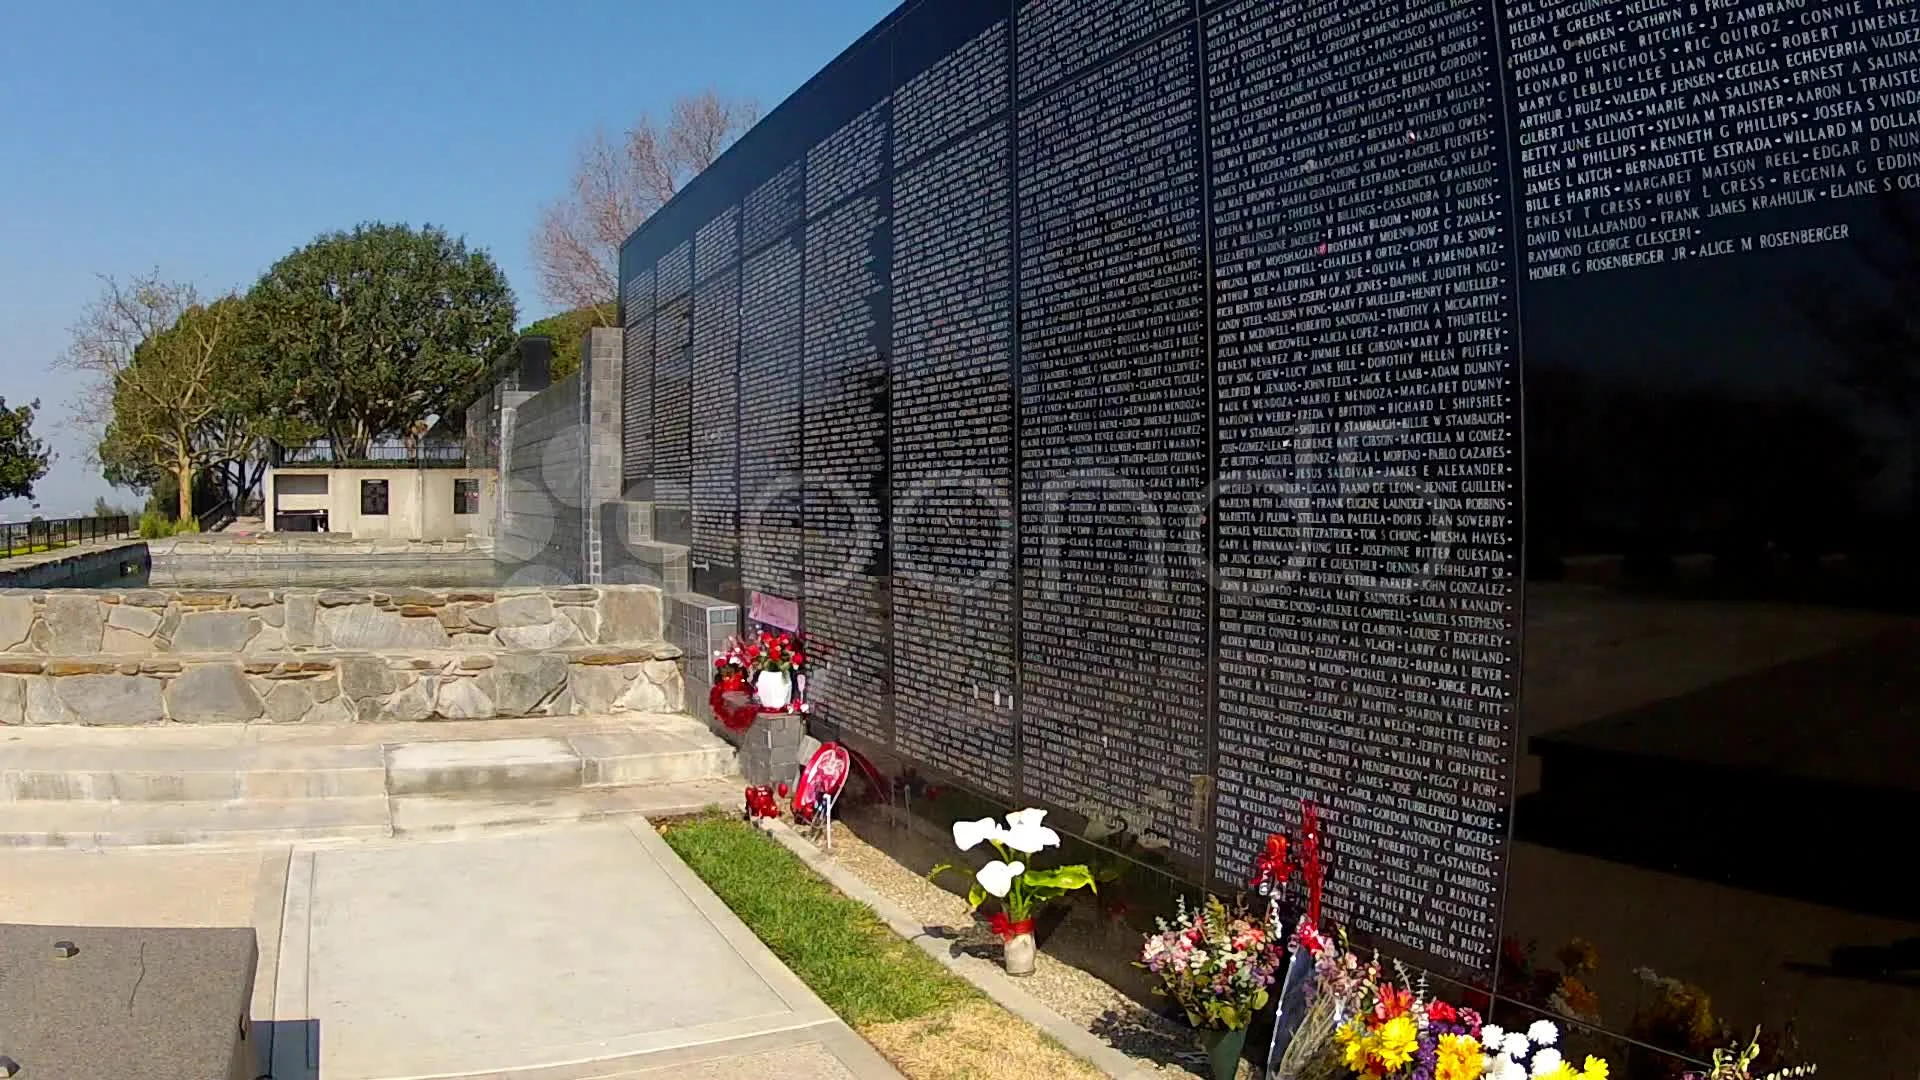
755;670;792;710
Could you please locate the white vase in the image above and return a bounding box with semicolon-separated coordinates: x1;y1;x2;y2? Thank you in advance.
755;670;792;710
1003;932;1037;976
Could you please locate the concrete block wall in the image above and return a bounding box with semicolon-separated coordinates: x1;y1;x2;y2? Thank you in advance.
582;328;625;585
497;372;588;583
494;328;627;586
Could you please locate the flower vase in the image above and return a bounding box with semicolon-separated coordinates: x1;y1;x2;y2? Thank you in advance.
1002;931;1037;976
1196;1026;1249;1080
754;670;792;710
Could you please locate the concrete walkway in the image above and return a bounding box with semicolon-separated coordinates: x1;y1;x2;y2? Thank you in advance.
0;821;902;1080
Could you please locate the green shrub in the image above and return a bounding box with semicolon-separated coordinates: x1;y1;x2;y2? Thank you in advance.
138;510;199;538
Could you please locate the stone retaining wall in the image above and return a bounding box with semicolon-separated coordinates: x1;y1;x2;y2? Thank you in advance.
0;585;660;655
0;645;683;726
0;585;686;725
148;536;493;556
147;535;495;588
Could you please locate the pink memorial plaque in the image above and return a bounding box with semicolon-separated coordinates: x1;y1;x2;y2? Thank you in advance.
748;591;801;632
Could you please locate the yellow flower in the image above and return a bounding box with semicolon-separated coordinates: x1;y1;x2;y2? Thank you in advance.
1579;1056;1611;1080
1373;1015;1419;1070
1435;1034;1485;1080
1537;1067;1577;1080
1336;1020;1370;1071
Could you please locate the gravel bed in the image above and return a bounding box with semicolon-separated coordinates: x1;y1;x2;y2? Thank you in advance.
809;806;1259;1079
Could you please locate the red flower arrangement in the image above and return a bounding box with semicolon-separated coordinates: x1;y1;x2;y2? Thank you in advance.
709;630;812;733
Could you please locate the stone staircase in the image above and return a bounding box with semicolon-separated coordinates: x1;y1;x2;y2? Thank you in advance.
0;714;740;848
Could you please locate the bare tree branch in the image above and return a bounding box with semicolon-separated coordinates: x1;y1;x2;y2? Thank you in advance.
530;89;758;319
57;271;199;466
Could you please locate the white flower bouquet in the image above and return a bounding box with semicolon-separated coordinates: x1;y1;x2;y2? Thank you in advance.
930;808;1096;971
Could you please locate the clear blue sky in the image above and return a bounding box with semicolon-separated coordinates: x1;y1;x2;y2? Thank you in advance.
0;0;896;520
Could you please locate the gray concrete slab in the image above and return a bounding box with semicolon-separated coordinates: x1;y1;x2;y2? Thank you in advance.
384;736;584;795
0;815;895;1080
273;821;889;1080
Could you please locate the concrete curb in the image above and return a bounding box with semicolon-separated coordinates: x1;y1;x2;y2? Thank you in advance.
624;819;907;1080
757;819;1163;1080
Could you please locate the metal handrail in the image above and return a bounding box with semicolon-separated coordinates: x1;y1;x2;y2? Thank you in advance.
272;440;468;468
0;514;136;558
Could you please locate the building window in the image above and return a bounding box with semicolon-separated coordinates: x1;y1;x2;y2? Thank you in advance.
454;478;480;515
360;479;389;516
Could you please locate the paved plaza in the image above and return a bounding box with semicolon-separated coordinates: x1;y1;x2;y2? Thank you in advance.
0;821;900;1080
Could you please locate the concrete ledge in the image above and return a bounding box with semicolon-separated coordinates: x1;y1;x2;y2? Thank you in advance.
149;535;494;553
756;819;1157;1080
0;715;742;848
0;584;669;656
0;540;148;588
0;643;686;726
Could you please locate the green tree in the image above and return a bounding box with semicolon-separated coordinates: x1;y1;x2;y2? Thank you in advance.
0;397;51;501
521;303;616;380
59;272;289;518
249;222;516;460
101;296;254;522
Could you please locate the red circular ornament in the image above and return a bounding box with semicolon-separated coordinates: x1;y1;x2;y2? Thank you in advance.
792;742;851;821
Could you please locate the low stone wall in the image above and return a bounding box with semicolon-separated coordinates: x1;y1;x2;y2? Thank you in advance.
150;535;493;555
0;585;659;655
0;585;686;725
0;645;683;726
148;535;494;587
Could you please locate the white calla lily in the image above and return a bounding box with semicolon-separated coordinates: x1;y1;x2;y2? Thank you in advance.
1001;821;1061;854
975;859;1025;898
1004;808;1048;829
951;817;1003;852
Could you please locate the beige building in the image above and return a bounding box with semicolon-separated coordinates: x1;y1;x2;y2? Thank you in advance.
265;467;496;540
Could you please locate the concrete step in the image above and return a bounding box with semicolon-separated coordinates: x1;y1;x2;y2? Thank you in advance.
382;732;732;796
0;795;394;849
1;716;734;802
390;778;744;838
0;715;740;848
2;743;389;802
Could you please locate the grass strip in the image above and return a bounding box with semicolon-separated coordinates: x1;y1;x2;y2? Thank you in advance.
661;813;977;1027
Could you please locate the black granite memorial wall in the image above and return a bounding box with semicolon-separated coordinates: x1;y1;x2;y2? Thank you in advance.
619;0;1920;1071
